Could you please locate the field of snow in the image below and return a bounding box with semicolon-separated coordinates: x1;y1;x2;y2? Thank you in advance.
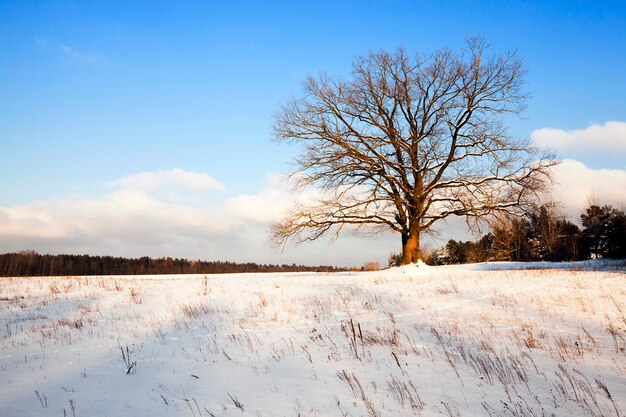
1;261;625;417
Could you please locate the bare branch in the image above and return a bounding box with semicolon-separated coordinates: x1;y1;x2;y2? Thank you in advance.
270;38;558;264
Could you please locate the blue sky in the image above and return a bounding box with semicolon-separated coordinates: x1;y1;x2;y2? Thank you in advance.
1;1;625;265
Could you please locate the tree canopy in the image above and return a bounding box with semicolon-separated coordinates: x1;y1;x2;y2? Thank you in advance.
271;38;557;264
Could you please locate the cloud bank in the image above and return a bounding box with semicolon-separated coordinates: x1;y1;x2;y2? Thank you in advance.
531;121;626;153
0;169;396;266
530;120;626;219
549;159;626;220
0;169;275;247
1;157;624;266
113;169;226;192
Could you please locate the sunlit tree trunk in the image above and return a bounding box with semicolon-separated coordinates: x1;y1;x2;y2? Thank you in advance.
402;230;420;264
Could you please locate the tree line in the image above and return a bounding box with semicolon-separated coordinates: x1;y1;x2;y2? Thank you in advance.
0;252;345;277
420;203;626;265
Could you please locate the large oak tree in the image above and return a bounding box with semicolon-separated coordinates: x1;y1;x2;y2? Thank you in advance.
271;38;557;264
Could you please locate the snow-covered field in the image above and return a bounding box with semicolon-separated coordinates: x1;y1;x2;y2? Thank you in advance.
1;261;625;417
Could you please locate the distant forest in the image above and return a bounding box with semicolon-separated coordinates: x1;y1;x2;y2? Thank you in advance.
0;252;346;277
418;203;626;266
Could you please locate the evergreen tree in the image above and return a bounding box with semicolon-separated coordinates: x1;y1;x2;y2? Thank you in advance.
581;205;626;259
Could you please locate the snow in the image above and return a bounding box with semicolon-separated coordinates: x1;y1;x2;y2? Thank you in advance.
1;261;625;416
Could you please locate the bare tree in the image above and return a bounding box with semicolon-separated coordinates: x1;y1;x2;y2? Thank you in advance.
489;214;531;262
271;38;557;264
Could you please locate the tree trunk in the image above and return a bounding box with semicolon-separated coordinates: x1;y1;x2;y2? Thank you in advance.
402;232;421;265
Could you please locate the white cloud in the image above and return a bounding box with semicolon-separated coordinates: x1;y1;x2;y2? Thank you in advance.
225;175;291;223
0;169;234;249
114;168;226;192
223;174;324;224
35;38;108;65
0;190;235;243
531;121;626;153
60;45;108;65
4;163;622;266
549;159;626;221
0;169;396;266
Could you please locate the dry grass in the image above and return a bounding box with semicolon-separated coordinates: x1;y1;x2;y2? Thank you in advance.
0;266;624;416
